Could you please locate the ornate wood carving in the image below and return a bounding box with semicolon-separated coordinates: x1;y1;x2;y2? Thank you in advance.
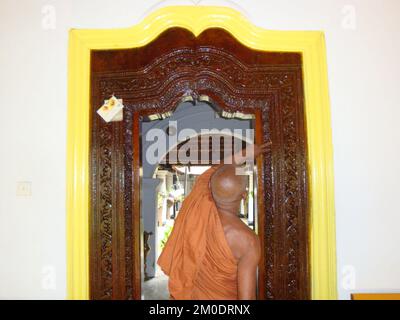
90;27;309;300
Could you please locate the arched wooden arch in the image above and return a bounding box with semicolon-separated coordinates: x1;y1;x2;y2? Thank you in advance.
90;27;309;300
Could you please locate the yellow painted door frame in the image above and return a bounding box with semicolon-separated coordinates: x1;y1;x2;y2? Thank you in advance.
67;6;337;300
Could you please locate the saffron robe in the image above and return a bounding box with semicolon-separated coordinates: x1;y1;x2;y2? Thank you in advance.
157;166;239;300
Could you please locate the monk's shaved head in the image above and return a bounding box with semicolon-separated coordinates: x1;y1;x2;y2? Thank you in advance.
210;165;248;205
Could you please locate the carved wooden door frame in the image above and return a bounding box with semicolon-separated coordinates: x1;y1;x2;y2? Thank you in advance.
90;27;308;300
67;6;337;300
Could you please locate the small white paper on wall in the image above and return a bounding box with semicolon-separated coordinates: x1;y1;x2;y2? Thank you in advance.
97;95;124;122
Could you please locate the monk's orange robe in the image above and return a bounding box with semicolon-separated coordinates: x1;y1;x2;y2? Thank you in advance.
157;166;239;300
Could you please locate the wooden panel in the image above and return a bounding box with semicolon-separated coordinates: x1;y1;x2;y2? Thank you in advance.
161;135;248;165
90;27;309;299
352;294;400;300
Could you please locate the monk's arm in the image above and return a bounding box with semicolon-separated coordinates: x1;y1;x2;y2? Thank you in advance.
237;234;261;300
222;142;271;166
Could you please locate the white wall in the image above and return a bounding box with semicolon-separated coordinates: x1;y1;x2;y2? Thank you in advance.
0;0;399;299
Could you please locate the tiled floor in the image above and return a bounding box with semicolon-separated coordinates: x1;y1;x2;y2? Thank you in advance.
142;273;170;300
142;220;173;300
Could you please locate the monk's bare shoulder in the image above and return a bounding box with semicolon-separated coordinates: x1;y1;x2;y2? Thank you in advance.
235;221;261;260
219;214;261;261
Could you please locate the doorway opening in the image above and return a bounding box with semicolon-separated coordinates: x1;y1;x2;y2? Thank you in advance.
140;101;257;300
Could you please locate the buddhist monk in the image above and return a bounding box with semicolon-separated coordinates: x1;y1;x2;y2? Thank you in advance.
157;142;271;300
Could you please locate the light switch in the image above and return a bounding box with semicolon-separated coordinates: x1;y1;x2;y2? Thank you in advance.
16;181;32;197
